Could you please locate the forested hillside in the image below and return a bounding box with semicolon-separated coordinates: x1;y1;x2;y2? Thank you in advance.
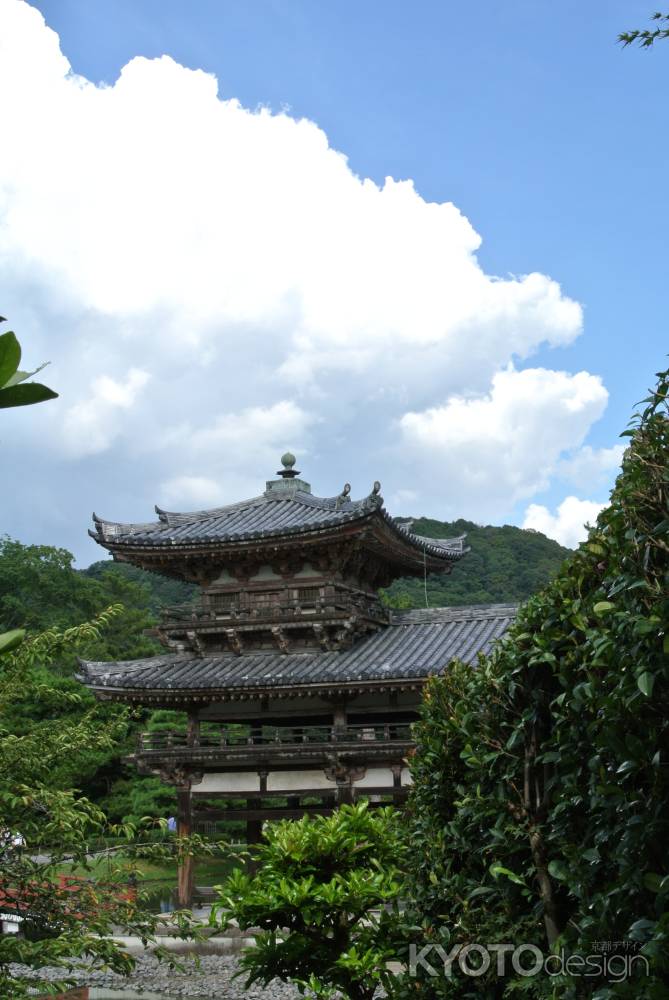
383;517;571;608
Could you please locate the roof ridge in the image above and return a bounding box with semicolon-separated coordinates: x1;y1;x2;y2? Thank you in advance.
391;603;518;625
155;495;266;525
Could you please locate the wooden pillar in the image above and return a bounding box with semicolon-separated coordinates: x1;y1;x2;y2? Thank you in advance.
336;780;354;806
391;763;402;806
176;785;194;908
246;769;266;869
332;702;347;740
186;711;200;747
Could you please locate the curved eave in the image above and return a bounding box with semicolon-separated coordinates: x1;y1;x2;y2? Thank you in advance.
79;676;427;704
90;504;466;571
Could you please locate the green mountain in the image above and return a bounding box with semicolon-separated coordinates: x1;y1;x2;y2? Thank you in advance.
383;517;571;609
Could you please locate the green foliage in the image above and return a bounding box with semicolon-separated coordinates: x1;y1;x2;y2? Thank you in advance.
620;11;669;48
84;559;196;616
383;519;570;609
98;775;177;826
0;611;221;999
213;802;405;1000
398;368;669;998
0;540;188;818
0;324;57;409
0;539;158;660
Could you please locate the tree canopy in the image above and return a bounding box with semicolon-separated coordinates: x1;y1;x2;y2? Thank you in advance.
398;366;669;998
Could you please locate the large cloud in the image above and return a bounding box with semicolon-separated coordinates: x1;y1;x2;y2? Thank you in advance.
398;367;609;518
0;1;615;562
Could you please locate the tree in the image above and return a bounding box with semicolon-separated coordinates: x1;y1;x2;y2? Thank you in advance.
0;610;212;999
620;12;669;48
212;802;404;1000
396;367;669;998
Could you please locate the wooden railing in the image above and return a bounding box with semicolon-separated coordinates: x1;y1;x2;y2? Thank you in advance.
160;588;388;627
138;722;413;752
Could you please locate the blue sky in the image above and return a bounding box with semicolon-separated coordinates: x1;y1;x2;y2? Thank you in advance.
1;0;667;562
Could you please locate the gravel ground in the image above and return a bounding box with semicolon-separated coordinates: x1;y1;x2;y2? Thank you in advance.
12;953;302;998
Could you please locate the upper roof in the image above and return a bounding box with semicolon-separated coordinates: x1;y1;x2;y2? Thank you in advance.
90;457;467;564
78;604;517;701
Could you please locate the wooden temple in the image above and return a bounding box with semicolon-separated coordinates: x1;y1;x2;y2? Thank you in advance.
79;454;516;904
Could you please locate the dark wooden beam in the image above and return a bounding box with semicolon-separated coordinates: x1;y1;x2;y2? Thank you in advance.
176;787;194;908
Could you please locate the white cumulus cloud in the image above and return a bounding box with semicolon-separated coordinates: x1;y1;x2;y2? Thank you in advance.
61;368;150;457
0;0;617;562
522;496;606;548
398;367;609;519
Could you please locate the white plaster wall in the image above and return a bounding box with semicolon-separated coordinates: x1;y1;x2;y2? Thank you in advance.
354;767;394;789
267;769;333;791
197;772;260;793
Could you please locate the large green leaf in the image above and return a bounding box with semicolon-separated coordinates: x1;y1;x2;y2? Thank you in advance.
0;628;26;655
0;330;21;388
0;381;58;408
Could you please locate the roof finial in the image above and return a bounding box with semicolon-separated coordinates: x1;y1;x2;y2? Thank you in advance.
277;452;300;479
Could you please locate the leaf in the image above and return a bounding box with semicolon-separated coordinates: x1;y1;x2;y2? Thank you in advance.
0;330;21;387
637;672;655;697
468;886;495;899
0;382;58;408
547;860;569;881
593;601;615;615
489;863;526;886
0;628;26;655
616;760;635;774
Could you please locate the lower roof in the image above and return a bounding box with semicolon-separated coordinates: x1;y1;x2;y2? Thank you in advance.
78;604;517;702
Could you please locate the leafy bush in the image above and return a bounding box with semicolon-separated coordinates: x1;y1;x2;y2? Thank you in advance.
213;802;404;999
397;367;668;998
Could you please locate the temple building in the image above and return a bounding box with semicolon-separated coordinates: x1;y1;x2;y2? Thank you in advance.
78;454;516;904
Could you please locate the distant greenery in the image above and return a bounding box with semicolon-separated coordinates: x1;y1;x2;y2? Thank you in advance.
0;539;164;660
383;517;571;609
84;559;196;616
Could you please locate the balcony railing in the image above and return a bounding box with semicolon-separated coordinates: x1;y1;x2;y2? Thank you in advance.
138;722;414;753
160;588;388;628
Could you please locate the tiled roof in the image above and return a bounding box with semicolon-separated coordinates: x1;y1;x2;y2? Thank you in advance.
78;604;517;697
90;487;467;562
